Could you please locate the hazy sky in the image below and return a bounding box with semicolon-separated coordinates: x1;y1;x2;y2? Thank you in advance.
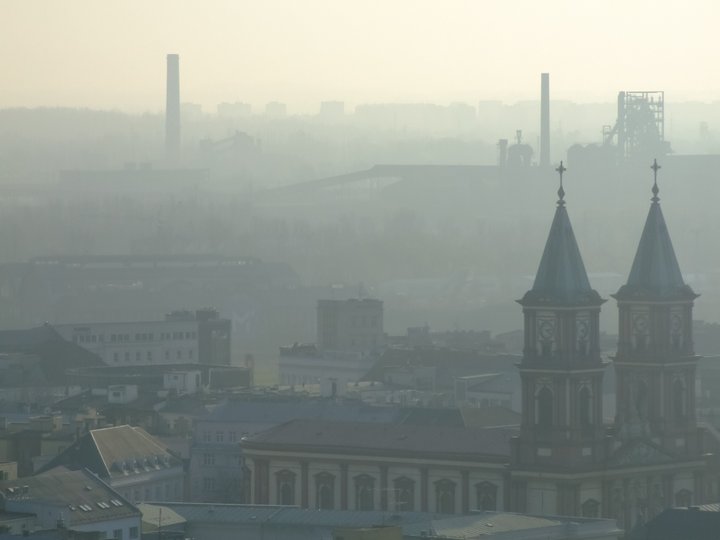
2;0;719;113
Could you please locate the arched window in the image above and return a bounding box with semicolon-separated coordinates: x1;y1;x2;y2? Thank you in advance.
315;472;335;510
354;474;375;511
475;481;498;511
673;378;686;423
581;498;600;518
537;387;553;429
393;476;415;512
579;386;592;428
435;479;456;514
276;470;295;506
241;465;252;503
675;489;692;507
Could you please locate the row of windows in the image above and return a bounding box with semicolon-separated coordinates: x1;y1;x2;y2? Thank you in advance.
74;331;197;344
160;331;198;341
99;527;138;540
275;470;498;514
202;430;241;444
202;452;242;467
110;349;194;363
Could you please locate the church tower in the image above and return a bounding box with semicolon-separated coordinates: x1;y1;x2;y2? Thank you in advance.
613;160;700;457
511;164;607;516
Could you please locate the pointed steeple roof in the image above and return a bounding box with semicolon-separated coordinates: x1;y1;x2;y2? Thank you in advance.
615;161;696;300
520;163;602;306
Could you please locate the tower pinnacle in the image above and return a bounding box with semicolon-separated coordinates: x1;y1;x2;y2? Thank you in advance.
555;161;566;206
651;158;661;202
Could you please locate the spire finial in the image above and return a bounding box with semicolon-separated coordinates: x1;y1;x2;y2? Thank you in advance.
651;158;661;202
555;161;567;206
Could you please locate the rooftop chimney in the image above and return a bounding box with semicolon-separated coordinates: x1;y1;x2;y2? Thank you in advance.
165;54;180;163
540;73;550;167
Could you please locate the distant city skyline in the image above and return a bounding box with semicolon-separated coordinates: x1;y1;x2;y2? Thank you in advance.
2;0;719;113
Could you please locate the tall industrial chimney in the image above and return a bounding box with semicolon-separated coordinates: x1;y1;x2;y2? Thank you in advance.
165;54;180;163
540;73;550;167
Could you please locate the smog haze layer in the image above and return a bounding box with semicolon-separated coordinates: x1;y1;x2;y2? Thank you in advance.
2;0;719;112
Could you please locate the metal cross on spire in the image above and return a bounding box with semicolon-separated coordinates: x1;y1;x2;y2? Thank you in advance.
651;158;661;202
555;161;567;206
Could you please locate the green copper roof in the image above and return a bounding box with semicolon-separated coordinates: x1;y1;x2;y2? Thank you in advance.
615;199;695;300
520;202;601;306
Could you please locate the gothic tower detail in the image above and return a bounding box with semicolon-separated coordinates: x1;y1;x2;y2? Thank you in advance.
613;160;699;456
513;164;607;475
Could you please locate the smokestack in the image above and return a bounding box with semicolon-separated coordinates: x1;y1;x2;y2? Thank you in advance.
165;54;180;163
540;73;550;167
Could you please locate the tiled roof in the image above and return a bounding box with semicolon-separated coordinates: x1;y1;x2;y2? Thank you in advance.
242;419;513;460
0;467;138;526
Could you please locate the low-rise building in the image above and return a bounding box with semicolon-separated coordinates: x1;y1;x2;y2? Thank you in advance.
0;466;141;539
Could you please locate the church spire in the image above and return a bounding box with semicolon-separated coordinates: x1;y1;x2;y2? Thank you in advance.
615;159;696;300
520;162;601;306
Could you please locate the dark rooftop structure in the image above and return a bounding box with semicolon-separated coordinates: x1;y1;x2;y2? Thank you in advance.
242;419;513;461
0;325;102;385
628;504;720;540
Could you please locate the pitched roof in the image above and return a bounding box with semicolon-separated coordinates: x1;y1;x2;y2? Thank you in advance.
520;202;601;306
37;425;181;479
0;466;139;526
615;199;696;300
242;419;513;461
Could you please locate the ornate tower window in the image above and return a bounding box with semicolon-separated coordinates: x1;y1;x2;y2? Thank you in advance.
536;386;554;428
673;377;687;424
576;312;590;357
670;309;684;350
536;314;555;359
578;385;593;428
631;311;650;352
